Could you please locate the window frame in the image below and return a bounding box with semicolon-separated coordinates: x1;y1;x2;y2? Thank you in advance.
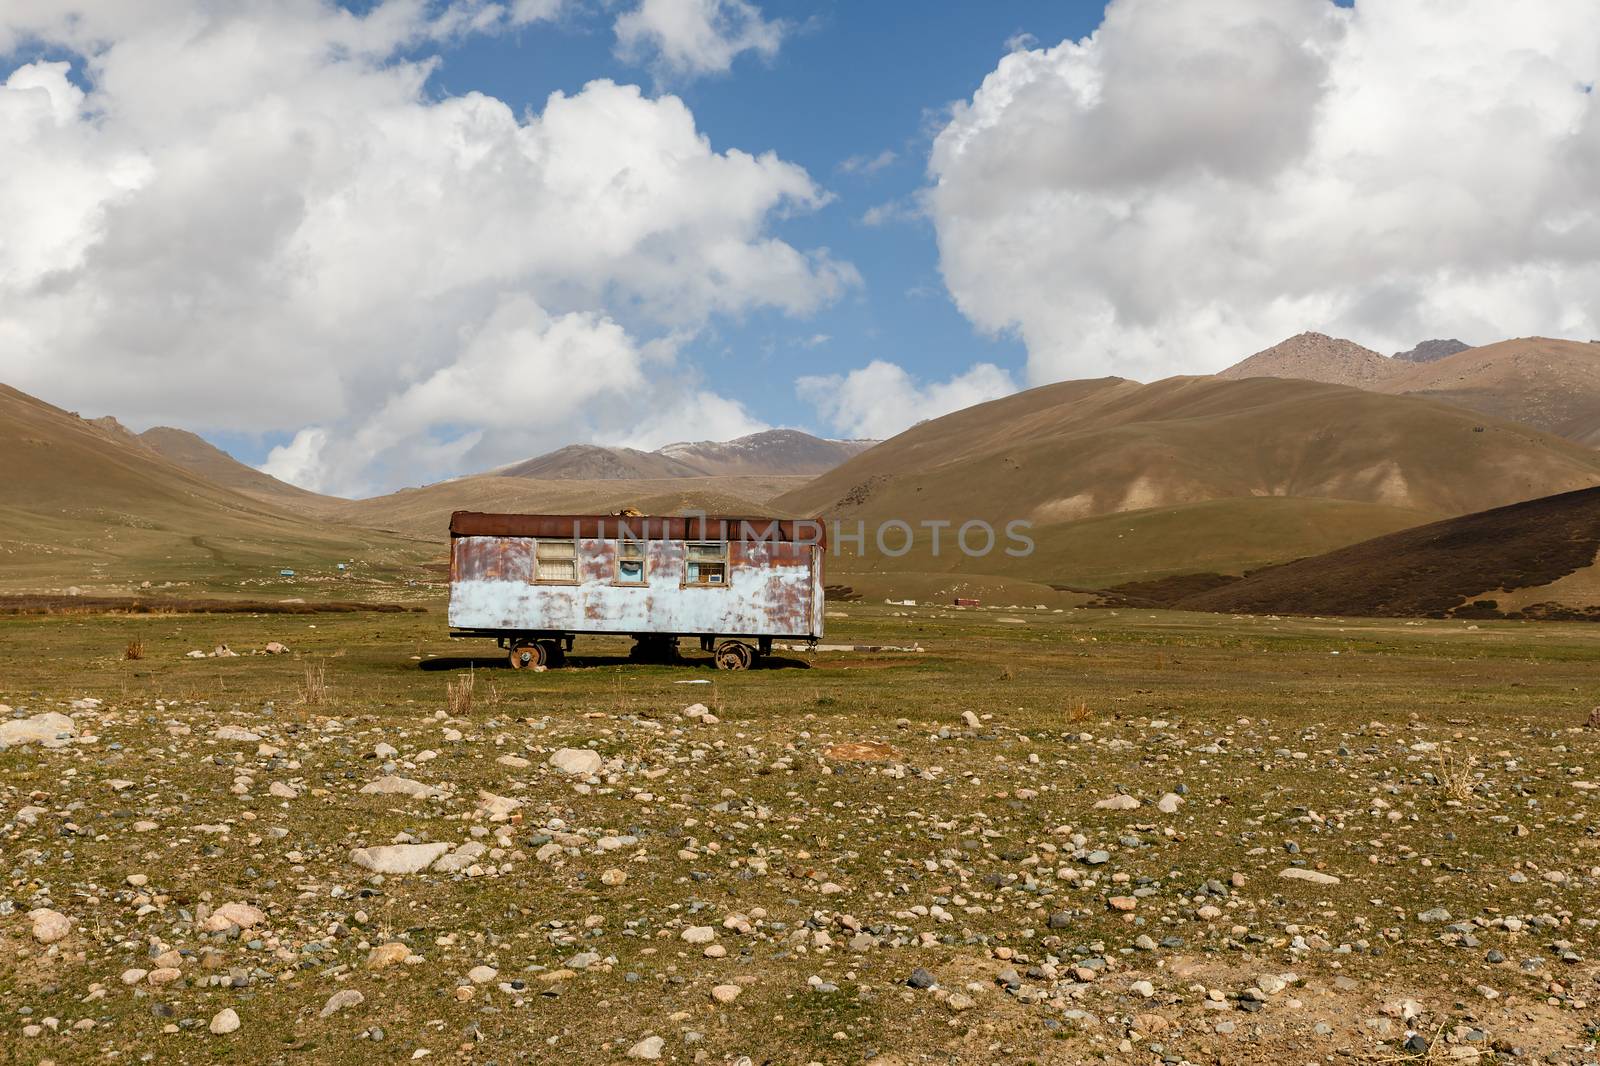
530;537;579;586
681;540;730;588
613;539;648;586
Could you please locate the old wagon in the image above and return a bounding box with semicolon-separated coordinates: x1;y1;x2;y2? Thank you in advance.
447;511;825;670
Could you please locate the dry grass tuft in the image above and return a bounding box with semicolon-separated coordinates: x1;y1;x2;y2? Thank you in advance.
1437;751;1478;802
123;639;144;661
446;668;475;717
298;660;329;706
1067;698;1093;723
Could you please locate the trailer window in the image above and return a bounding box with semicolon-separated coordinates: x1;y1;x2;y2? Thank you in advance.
533;538;578;583
616;540;646;585
684;542;728;586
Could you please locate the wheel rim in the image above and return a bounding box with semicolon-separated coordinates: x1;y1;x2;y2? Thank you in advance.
714;641;752;670
508;642;544;670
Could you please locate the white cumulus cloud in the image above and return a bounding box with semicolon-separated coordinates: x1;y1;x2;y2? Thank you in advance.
614;0;786;79
0;1;849;495
930;0;1600;383
797;360;1016;440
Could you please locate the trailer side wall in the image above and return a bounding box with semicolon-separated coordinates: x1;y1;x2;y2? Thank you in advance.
449;535;821;638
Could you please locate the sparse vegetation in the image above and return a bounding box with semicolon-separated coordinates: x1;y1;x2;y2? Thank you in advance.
297;659;329;705
123;639;143;661
4;597;1600;1064
445;668;475;716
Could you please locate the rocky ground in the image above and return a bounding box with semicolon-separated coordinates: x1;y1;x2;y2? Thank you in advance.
3;605;1600;1064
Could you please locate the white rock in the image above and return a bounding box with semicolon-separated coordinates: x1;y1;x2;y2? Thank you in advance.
1156;792;1184;813
711;983;741;1003
374;742;399;759
269;782;298;799
680;926;716;944
0;712;77;749
432;842;488;873
212;725;261;743
1093;794;1141;811
320;989;364;1017
202;902;267;932
549;748;603;776
1278;868;1340;886
208;1008;241;1035
349;842;452;874
27;908;71;943
476;791;521;819
626;1035;665;1060
961;710;981;729
466;965;498;984
359;775;444;799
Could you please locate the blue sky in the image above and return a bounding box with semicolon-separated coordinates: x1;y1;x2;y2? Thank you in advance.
271;1;1111;467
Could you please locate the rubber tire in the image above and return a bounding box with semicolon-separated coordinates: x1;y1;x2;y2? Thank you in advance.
537;639;564;668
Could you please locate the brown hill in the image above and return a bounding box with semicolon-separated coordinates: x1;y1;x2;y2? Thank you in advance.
1217;331;1402;388
330;473;811;539
1377;337;1600;446
776;375;1600;590
1174;486;1600;620
0;383;424;591
137;426;338;512
498;430;874;481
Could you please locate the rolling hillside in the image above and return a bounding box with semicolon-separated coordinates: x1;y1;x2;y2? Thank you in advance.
776;375;1600;590
1376;337;1600;446
138;426;339;512
329;474;811;539
1175;486;1600;619
0;384;427;592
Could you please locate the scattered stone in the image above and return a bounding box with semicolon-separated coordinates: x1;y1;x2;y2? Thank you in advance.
208;1008;240;1035
549;748;603;776
27;908;71;943
359;775;444;799
367;943;413;970
320;990;365;1018
626;1035;665;1059
0;712;77;749
1278;868;1340;886
349;843;452;875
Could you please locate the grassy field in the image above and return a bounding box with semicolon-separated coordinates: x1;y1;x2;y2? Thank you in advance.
3;600;1600;1064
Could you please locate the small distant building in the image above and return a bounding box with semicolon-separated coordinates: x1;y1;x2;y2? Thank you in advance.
279;569;296;577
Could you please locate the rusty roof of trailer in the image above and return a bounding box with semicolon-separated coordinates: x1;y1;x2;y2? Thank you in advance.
449;511;826;546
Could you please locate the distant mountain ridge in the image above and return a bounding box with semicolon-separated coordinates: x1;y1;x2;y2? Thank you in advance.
1219;333;1600;447
498;429;876;481
1393;338;1471;363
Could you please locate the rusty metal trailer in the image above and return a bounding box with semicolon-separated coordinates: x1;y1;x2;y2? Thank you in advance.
447;511;825;670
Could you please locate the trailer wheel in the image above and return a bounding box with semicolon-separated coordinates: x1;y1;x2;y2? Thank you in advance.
537;638;564;668
714;640;753;671
508;640;544;670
